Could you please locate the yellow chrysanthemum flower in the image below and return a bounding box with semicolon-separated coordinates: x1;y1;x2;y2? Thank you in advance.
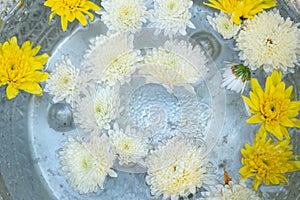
0;36;49;100
242;70;300;140
44;0;101;32
203;0;277;24
239;128;300;190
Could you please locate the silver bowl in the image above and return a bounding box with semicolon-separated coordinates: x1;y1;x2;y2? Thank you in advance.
0;0;300;199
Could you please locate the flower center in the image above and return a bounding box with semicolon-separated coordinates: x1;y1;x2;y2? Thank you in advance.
265;38;274;47
60;76;70;85
168;2;176;10
7;63;20;84
64;0;80;9
95;106;101;113
262;99;282;122
10;65;16;71
118;6;134;22
80;155;93;170
94;101;110;119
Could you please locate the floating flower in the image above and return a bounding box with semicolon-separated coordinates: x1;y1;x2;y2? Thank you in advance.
44;0;101;32
0;36;49;100
73;84;120;134
222;63;251;93
139;40;208;93
83;33;142;86
108;123;149;166
45;55;86;104
203;0;277;24
148;0;195;36
59;135;117;194
239;128;300;190
202;181;261;199
146;137;212;200
236;10;300;72
242;70;300;140
207;12;241;39
99;0;147;33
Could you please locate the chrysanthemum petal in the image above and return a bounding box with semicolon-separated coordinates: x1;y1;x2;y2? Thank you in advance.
61;16;68;32
201;180;261;199
85;1;101;11
18;82;43;96
280;117;296;127
288;161;300;172
75;11;88;26
246;114;263;124
253;179;262;191
250;78;263;97
6;84;19;100
28;71;49;82
291;118;300;127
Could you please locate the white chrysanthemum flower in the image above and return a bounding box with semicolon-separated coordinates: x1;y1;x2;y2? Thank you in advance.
146;137;213;200
222;63;251;93
83;33;142;86
201;181;261;200
108;123;149;166
139;40;208;93
236;10;300;73
59;135;117;194
99;0;147;33
148;0;195;36
45;55;86;104
207;12;241;39
73;84;120;133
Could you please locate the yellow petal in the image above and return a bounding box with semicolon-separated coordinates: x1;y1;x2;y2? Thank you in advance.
85;1;101;11
75;11;88;26
291;118;300;128
288;161;300;172
61;16;68;32
253;178;262;191
288;101;300;110
67;11;76;22
27;71;50;82
246;114;263;124
266;124;288;141
9;36;18;45
239;166;253;178
270;70;282;86
6;84;19;100
250;78;263;99
48;12;56;23
249;92;260;110
285;86;293;98
18;82;43;96
83;10;95;21
280;117;296;127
